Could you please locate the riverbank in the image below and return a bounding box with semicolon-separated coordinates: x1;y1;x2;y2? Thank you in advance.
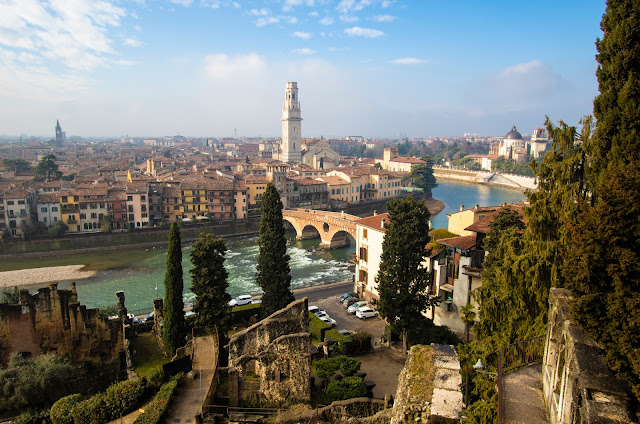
0;265;97;288
433;167;536;190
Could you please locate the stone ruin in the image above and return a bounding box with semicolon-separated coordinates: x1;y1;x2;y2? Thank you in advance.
226;298;311;407
391;344;464;424
543;288;633;423
0;282;126;367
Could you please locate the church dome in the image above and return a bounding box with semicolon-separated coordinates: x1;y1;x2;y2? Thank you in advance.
505;126;522;140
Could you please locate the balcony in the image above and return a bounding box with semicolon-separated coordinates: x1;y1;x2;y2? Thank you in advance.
67;219;77;224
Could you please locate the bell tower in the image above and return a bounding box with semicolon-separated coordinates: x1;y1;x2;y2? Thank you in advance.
281;82;302;164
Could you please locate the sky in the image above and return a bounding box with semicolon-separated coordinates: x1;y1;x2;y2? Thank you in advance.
0;0;607;139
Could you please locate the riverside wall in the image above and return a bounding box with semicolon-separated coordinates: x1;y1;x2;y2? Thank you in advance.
433;167;536;190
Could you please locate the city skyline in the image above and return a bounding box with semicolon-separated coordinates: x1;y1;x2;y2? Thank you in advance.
0;0;605;138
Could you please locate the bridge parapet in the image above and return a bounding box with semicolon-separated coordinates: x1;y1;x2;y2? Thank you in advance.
282;209;359;249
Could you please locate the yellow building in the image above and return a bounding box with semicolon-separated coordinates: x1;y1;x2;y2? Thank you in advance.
446;205;501;235
59;191;81;232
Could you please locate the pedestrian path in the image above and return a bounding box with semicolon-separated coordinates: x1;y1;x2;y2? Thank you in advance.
503;364;549;424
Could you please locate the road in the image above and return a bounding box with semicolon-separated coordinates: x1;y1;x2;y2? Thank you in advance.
293;280;354;303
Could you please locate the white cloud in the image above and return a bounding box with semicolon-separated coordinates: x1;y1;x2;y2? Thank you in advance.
287;16;298;24
344;26;383;38
170;0;193;6
283;0;315;12
232;2;241;8
0;0;126;71
249;8;269;16
328;46;348;51
124;37;143;47
204;53;266;79
381;0;393;7
200;0;221;8
293;31;312;39
372;14;395;22
134;25;142;31
309;11;318;17
256;16;279;27
390;57;425;64
337;0;372;14
319;16;334;25
339;15;359;23
291;48;316;55
490;60;562;98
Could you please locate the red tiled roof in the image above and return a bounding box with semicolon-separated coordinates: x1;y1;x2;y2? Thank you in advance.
356;213;390;232
464;204;526;233
437;234;477;250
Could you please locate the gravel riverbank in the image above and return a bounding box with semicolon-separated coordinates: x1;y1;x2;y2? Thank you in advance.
0;265;96;288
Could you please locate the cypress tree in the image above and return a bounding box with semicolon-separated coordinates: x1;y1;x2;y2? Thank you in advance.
163;222;186;357
190;232;231;333
256;183;294;316
376;195;432;353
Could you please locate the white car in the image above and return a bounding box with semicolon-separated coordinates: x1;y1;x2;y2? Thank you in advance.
356;307;379;319
347;301;369;314
308;305;321;314
314;310;329;319
229;294;253;307
319;316;337;327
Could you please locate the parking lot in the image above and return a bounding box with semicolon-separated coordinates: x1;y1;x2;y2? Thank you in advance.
309;295;386;345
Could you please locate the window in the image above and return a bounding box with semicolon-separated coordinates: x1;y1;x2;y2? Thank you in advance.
91;213;97;219
17;200;25;205
7;200;14;205
43;217;47;223
141;205;147;212
129;214;134;221
41;207;47;212
54;217;57;222
127;195;133;201
128;205;134;212
51;206;58;212
141;195;146;201
359;246;368;262
80;213;86;219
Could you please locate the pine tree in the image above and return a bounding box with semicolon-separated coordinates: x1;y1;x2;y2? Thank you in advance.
163;222;186;356
376;195;432;353
256;183;294;316
190;232;231;332
408;156;438;198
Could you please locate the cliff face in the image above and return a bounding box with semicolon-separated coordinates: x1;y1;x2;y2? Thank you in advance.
227;298;311;407
0;283;124;366
391;344;463;424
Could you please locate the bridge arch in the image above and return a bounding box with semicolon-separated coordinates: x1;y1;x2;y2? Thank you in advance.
282;209;359;249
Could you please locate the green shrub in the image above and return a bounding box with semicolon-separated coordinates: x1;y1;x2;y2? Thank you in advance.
50;394;82;424
406;319;461;346
14;408;51;424
334;356;361;377
326;376;367;402
230;303;262;324
146;366;166;391
325;330;372;355
309;313;331;341
131;377;180;424
311;358;340;380
71;394;110;424
104;379;145;419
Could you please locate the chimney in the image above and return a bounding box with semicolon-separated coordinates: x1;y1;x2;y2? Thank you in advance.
381;218;385;229
475;204;479;211
373;210;377;216
460;205;464;211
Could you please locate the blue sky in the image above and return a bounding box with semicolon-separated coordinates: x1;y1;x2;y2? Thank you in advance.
0;0;606;138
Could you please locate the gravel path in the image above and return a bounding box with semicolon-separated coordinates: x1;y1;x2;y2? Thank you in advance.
0;265;96;288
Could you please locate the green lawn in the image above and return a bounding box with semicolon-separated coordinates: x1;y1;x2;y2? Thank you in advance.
131;332;169;378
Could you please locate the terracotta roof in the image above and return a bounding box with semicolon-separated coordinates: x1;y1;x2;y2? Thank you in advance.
316;176;349;185
356;213;389;232
390;156;425;164
464;204;526;234
437;234;477;250
37;193;59;203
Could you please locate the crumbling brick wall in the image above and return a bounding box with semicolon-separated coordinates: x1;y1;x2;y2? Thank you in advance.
227;298;311;407
0;282;124;366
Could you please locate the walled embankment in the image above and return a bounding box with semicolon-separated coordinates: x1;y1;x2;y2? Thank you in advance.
433;167;536;190
0;194;444;257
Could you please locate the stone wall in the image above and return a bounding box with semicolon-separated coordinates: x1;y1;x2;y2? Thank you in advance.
543;288;633;423
227;298;311;407
0;282;124;366
391;344;463;424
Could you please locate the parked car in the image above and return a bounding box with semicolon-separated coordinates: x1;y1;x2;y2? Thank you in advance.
342;296;359;307
308;305;321;314
142;311;154;323
338;329;354;336
356;307;379;319
314;310;329;319
338;292;356;302
319;316;337;327
347;301;369;314
229;294;253;307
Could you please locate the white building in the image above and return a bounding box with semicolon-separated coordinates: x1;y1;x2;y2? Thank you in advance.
36;192;61;226
353;213;388;302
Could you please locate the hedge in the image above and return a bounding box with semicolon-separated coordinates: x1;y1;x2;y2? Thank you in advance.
50;394;82;424
132;377;180;424
326;376;367;402
309;313;331;341
325;330;372;355
50;379;145;424
230;303;262;324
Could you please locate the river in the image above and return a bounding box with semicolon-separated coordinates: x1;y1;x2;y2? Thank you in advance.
10;180;526;312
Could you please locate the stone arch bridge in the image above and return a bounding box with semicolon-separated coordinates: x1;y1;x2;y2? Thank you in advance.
282;208;359;249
